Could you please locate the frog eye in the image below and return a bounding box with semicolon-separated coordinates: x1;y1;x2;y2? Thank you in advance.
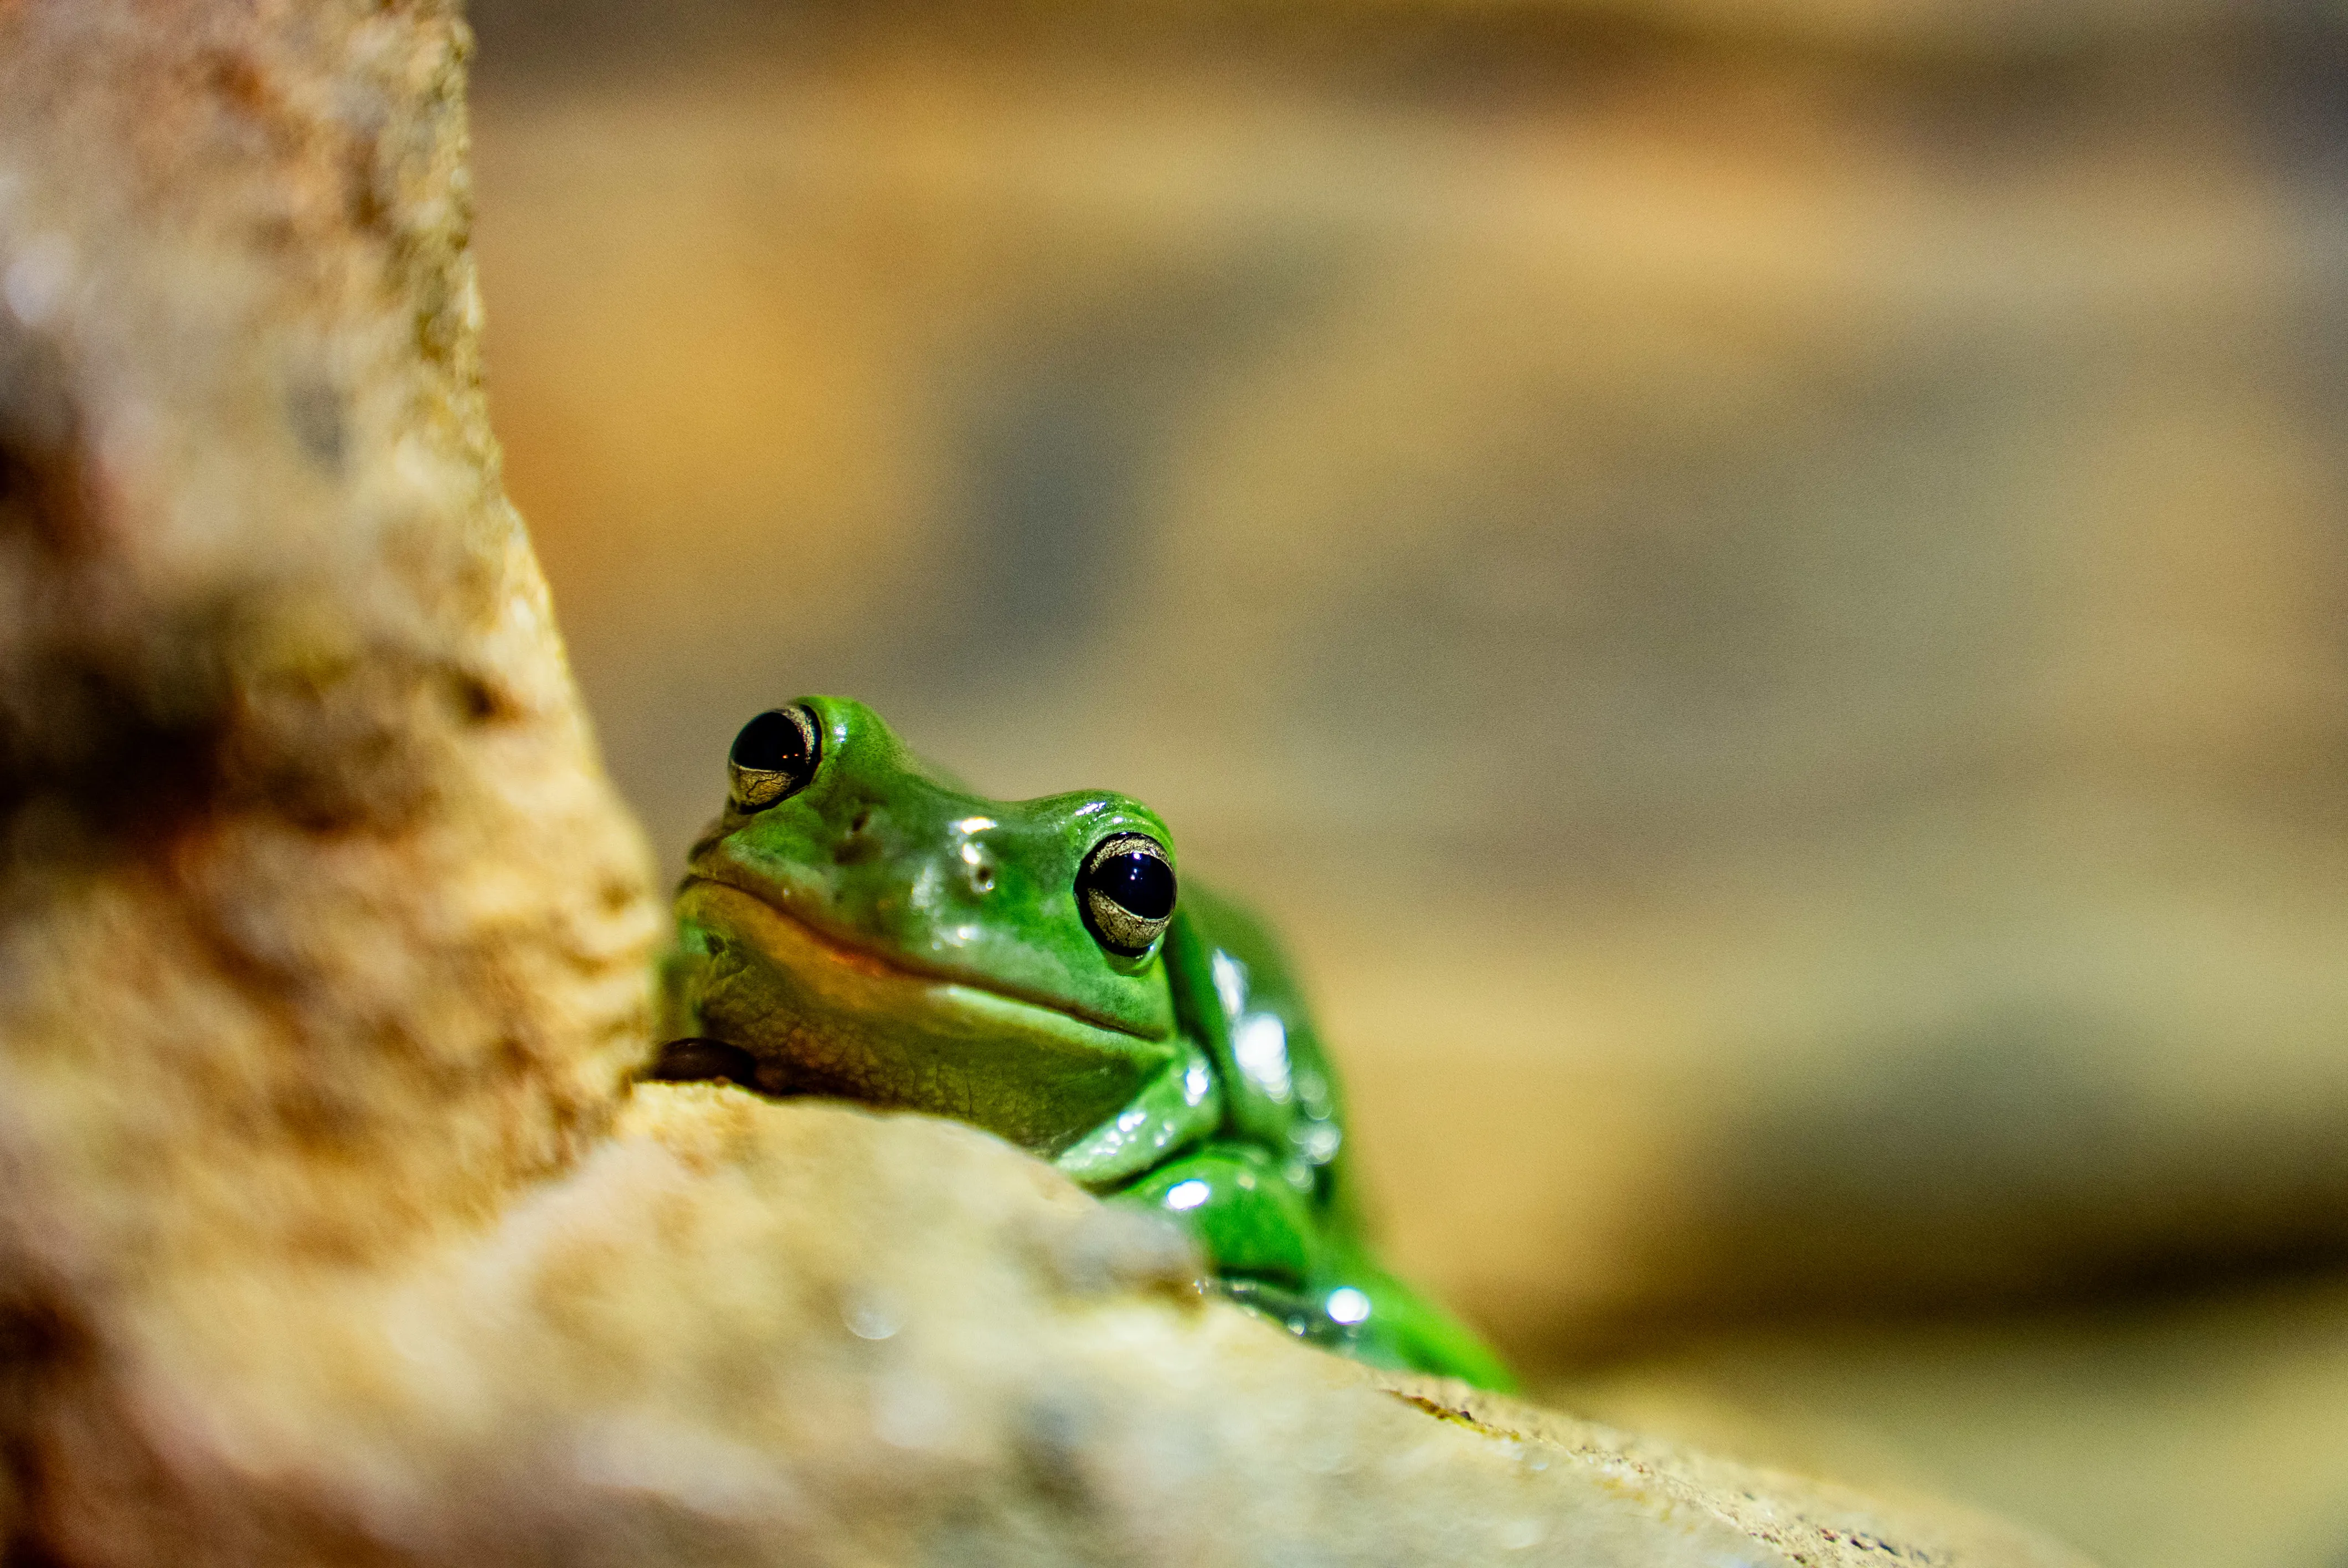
1078;833;1176;956
728;705;821;811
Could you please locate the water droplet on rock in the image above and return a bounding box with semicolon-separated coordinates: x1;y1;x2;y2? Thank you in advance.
843;1287;903;1341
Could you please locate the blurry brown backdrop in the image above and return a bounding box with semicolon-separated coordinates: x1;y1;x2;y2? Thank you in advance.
465;6;2348;1565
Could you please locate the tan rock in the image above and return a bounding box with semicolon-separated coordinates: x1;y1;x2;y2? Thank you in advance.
99;1090;2103;1567
0;0;660;1299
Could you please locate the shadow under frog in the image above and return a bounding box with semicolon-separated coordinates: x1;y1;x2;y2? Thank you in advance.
655;695;1513;1390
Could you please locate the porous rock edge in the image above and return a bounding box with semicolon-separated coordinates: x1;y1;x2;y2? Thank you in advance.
0;1;2095;1562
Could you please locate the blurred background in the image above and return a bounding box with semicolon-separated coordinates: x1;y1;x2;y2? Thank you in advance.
465;4;2348;1563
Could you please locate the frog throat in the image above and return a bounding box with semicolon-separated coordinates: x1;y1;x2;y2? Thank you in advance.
662;879;1187;1157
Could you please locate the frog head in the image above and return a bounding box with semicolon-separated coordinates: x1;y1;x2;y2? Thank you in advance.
660;695;1186;1155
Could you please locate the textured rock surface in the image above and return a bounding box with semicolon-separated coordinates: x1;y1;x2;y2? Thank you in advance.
0;0;661;1293
1544;1274;2348;1568
0;1;2094;1562
94;1088;2106;1567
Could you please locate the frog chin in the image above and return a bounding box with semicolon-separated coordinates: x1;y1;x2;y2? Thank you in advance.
662;880;1181;1157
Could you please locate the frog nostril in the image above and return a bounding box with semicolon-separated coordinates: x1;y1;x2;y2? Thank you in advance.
849;808;872;834
972;864;995;893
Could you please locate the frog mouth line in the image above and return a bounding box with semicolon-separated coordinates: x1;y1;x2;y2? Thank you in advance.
674;871;1165;1041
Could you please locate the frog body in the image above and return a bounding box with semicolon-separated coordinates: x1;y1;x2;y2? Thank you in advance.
658;696;1512;1390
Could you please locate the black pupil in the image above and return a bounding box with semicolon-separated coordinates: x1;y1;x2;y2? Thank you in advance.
732;710;809;773
1091;850;1175;920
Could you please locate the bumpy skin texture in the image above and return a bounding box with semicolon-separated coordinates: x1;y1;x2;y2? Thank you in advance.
661;695;1514;1388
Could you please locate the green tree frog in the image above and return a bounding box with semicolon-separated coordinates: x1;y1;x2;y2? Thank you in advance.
656;695;1514;1390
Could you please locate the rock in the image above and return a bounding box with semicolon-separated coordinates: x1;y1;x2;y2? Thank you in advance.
1543;1271;2348;1568
0;0;661;1301
99;1089;2102;1567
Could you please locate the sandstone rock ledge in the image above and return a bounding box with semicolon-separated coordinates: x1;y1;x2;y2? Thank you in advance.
0;0;2098;1561
20;1082;2096;1567
119;1087;2106;1567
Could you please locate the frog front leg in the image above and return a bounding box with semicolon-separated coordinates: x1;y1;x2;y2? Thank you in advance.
1113;1144;1517;1390
1110;1142;1335;1337
1051;1038;1223;1189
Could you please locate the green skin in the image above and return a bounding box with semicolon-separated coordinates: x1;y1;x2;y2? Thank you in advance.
657;695;1514;1390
